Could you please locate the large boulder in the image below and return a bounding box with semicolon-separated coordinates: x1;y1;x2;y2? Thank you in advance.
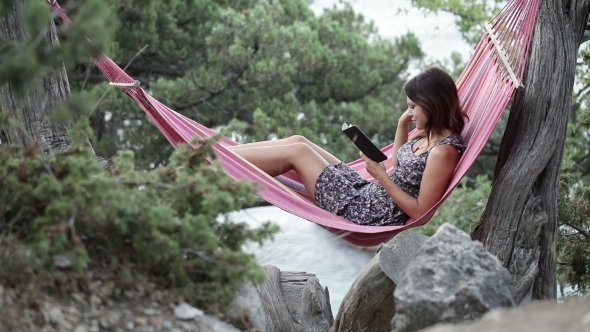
391;223;514;332
422;296;590;332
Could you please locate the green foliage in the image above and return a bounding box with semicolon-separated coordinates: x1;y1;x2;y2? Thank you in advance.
75;0;424;168
420;175;491;236
557;173;590;295
555;45;590;295
0;135;277;309
1;0;277;311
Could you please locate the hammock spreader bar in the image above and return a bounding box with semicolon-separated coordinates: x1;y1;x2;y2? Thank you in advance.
48;0;541;247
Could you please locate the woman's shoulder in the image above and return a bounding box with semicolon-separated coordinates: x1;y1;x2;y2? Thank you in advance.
435;134;467;153
427;140;462;168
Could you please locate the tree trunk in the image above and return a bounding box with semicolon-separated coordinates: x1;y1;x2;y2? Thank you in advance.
0;1;109;168
0;1;73;154
472;0;590;303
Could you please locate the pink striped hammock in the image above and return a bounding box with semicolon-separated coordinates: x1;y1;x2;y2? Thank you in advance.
51;0;540;247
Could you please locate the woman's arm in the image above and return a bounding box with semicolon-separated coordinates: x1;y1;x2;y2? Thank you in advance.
362;144;460;220
391;111;413;164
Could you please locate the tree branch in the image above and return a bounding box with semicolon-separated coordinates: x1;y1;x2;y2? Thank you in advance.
564;222;590;238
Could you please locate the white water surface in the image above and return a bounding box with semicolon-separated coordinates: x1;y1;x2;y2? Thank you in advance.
237;206;375;314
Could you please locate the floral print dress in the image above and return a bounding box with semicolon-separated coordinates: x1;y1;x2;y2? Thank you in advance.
314;135;466;226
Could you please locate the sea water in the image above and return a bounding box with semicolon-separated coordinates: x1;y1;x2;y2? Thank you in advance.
236;206;375;314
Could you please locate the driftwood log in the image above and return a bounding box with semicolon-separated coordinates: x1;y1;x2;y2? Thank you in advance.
255;265;333;332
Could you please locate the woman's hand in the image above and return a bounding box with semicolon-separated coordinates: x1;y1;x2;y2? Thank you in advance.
398;109;413;127
360;152;387;181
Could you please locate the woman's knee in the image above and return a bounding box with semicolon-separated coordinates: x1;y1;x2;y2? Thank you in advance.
289;135;311;145
288;142;314;156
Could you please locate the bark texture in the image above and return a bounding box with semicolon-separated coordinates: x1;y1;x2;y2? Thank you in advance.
255;265;333;332
472;0;590;303
0;1;110;169
0;1;73;155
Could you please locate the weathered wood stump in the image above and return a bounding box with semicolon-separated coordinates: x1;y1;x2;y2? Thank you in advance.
255;265;333;332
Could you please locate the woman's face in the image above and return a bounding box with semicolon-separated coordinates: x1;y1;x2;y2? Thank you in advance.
407;97;428;130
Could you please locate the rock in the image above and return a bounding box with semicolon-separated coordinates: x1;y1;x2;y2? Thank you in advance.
42;303;72;330
422;296;590;332
143;308;161;316
70;292;85;304
391;223;514;332
135;317;148;326
99;310;121;328
173;302;204;321
194;315;244;332
226;281;266;332
379;231;429;284
74;324;89;332
332;231;426;332
53;254;72;268
161;320;173;329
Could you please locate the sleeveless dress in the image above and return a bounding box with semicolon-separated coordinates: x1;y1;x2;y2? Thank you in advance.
314;135;466;226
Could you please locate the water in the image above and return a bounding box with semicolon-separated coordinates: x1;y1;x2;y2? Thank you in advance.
235;206;376;314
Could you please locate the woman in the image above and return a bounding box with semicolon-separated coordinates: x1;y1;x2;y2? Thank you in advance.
229;67;467;226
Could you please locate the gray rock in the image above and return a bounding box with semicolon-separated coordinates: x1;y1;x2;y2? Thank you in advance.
194;315;244;332
174;302;204;321
53;254;72;268
74;324;89;332
226;281;266;331
125;320;134;330
391;223;514;332
379;231;429;284
143;308;161;316
161;320;173;329
422;296;590;332
99;310;121;328
42;303;72;330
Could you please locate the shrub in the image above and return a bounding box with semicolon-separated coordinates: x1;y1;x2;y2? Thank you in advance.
0;138;277;310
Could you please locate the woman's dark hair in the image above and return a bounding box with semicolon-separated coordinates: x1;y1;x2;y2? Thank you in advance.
404;67;467;139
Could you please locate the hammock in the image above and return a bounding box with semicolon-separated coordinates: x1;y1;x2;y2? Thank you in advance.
50;0;540;247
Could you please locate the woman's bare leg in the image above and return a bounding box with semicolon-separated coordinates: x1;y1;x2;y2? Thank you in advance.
229;135;341;165
232;142;329;200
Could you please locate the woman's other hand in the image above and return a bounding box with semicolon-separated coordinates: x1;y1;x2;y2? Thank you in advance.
360;152;387;180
